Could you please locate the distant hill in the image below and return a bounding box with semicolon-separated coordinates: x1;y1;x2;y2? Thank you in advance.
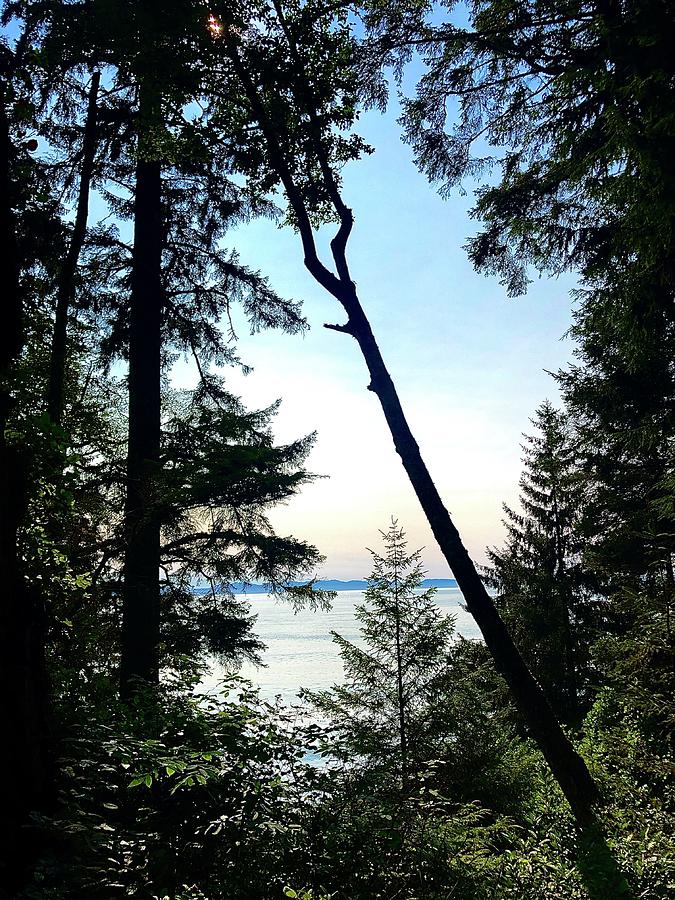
309;579;459;591
194;578;459;594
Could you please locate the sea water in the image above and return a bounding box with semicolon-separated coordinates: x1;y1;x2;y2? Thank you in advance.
204;588;480;705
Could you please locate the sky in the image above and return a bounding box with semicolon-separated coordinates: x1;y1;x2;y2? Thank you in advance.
171;95;578;580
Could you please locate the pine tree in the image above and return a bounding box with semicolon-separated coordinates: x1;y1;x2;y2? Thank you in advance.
309;521;455;791
486;401;596;723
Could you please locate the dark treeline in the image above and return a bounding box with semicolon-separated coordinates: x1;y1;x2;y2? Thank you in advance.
0;0;673;897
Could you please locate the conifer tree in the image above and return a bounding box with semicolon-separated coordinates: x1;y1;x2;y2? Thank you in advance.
46;68;100;426
0;0;331;734
0;30;56;889
358;0;675;720
558;296;675;748
486;401;596;723
17;0;320;694
309;521;456;791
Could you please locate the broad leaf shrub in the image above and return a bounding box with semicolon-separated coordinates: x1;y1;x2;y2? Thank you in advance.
26;677;324;899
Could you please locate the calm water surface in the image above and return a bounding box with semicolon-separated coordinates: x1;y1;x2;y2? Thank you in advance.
205;588;480;704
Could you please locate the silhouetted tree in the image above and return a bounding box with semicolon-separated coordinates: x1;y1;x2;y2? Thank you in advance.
486;401;598;723
0;32;53;894
310;521;454;790
46;70;100;425
360;0;675;640
203;0;598;826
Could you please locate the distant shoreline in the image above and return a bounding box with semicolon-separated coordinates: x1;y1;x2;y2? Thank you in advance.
195;578;459;595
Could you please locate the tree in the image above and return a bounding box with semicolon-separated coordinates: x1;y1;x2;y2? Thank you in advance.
203;0;598;826
102;0;322;694
361;0;675;759
359;0;675;653
46;68;100;426
0;17;330;888
155;379;325;672
310;521;532;813
361;0;675;310
0;30;55;892
558;298;675;755
486;401;598;723
20;0;321;694
309;521;455;791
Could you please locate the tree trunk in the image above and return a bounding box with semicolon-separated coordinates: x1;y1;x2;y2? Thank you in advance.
393;573;408;789
47;71;100;425
335;282;599;826
0;79;51;896
119;78;163;697
226;40;600;828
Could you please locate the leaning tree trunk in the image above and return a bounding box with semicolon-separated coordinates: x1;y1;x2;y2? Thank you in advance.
46;71;100;425
119;78;163;697
226;42;600;827
0;78;51;896
336;283;599;824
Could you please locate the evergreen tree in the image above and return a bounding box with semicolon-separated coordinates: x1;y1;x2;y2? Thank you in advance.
309;522;460;791
309;522;536;821
0;16;330;887
45;69;100;426
486;401;597;723
0;28;56;889
155;378;324;671
358;1;675;691
361;0;675;314
10;0;321;696
559;306;675;752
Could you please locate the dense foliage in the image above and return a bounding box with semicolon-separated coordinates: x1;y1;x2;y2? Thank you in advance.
485;401;599;723
1;0;673;897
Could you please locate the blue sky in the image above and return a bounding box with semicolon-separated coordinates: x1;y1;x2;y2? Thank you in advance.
173;93;578;579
